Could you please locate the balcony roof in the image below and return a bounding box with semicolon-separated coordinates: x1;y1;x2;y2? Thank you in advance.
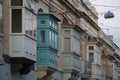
62;24;85;33
37;12;61;22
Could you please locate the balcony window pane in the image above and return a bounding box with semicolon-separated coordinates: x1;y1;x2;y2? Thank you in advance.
49;31;52;44
89;46;94;50
40;20;45;24
40;30;45;43
52;32;54;46
50;20;52;26
11;0;23;6
64;30;70;35
54;23;58;30
55;34;57;48
25;9;36;38
89;52;94;63
12;9;22;33
64;37;70;51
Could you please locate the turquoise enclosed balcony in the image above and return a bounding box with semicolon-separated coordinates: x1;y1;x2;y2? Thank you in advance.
36;13;60;79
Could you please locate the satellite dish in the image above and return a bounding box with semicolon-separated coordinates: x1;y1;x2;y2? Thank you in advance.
104;11;114;19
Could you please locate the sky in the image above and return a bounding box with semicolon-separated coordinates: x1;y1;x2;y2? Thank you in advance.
89;0;120;47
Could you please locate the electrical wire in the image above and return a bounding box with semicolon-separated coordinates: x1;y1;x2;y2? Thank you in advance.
87;2;120;15
96;6;120;15
99;24;120;29
98;7;120;15
91;4;120;8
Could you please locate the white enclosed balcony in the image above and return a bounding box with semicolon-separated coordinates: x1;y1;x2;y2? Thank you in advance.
9;0;36;74
62;52;81;72
61;25;85;78
82;62;102;79
9;0;36;62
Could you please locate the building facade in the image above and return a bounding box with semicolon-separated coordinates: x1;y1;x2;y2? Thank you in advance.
0;0;120;80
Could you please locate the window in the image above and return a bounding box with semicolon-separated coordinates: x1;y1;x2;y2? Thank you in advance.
50;20;52;26
64;30;70;35
11;0;23;6
12;9;22;33
89;46;94;50
50;20;58;30
40;30;45;43
52;31;54;45
89;52;94;63
55;34;57;48
54;23;58;30
64;37;70;51
40;20;45;24
49;31;52;44
49;30;58;48
52;22;55;28
25;9;36;38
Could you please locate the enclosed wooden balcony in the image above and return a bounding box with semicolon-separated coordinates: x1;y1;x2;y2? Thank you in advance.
82;61;102;80
62;52;81;72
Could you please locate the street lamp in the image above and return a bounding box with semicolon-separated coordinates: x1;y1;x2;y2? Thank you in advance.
104;11;114;19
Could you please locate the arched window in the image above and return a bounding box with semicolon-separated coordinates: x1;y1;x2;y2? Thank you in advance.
38;8;44;12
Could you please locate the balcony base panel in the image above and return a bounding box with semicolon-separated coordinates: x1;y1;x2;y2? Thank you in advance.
36;66;56;80
10;57;35;75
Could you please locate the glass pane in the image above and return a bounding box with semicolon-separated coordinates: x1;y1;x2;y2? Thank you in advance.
52;22;55;28
50;20;52;26
55;23;58;30
89;52;94;57
25;9;36;38
12;9;22;33
49;31;52;44
89;46;94;50
64;30;70;35
52;32;54;45
89;58;94;63
11;0;23;6
40;20;45;24
64;37;70;51
40;30;45;43
89;52;94;63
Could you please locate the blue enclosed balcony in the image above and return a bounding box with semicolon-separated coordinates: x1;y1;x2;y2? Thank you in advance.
36;13;60;79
